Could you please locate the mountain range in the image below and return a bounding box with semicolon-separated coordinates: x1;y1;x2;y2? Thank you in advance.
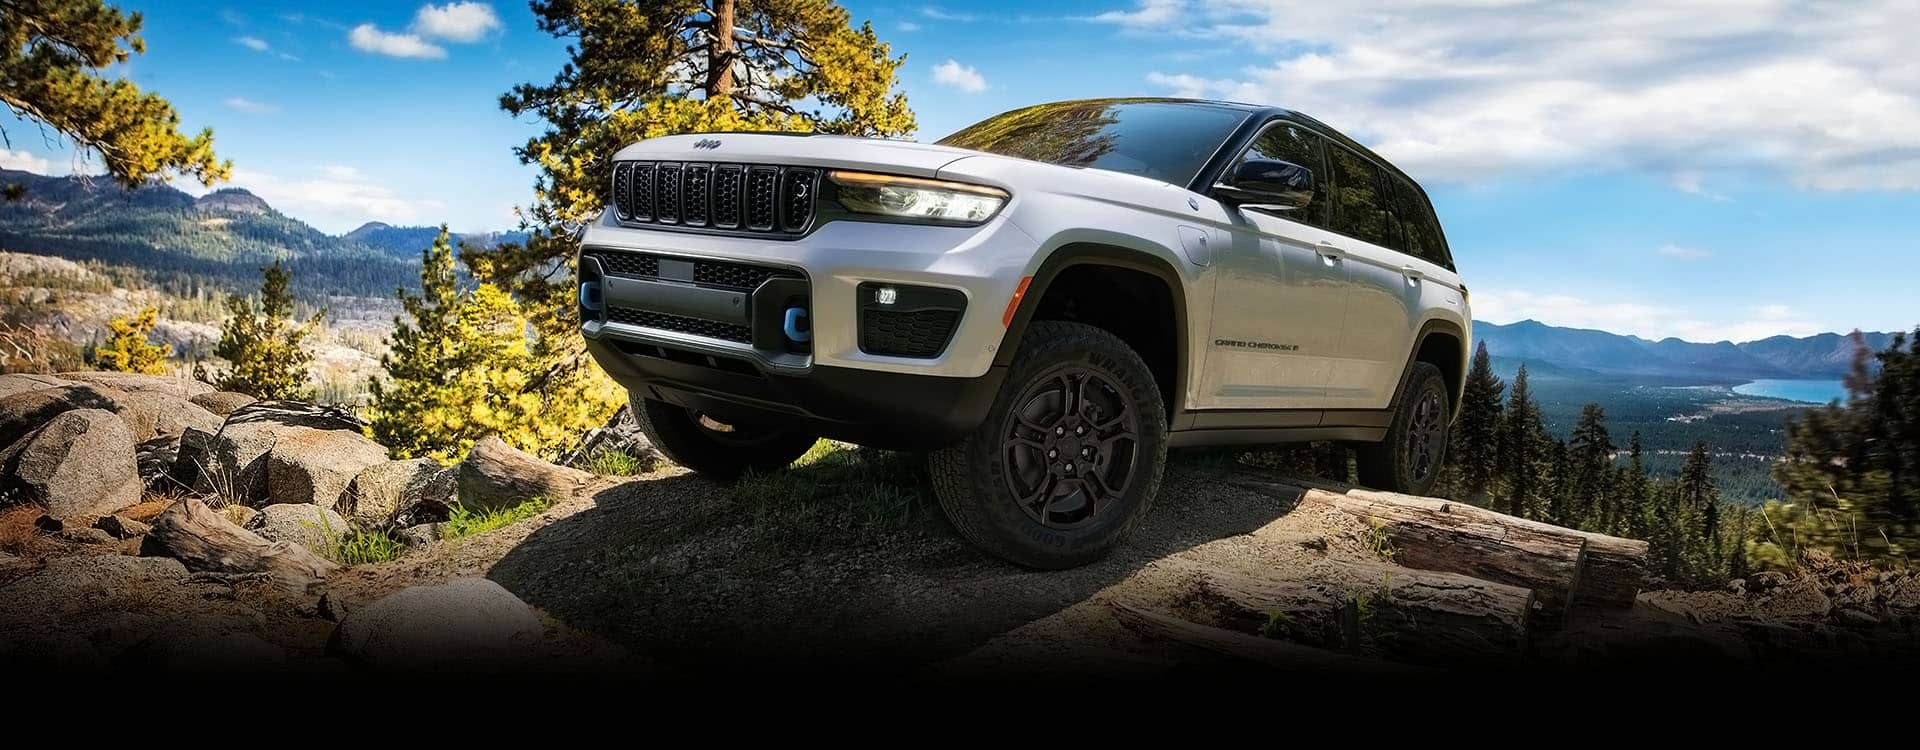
0;169;520;299
1474;319;1895;382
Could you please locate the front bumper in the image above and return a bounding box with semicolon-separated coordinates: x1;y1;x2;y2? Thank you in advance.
578;212;1033;448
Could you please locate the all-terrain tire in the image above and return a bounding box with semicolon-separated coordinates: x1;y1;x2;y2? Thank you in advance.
632;398;817;480
928;321;1168;569
1356;362;1451;495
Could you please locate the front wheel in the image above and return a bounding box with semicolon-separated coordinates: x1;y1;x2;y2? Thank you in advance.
631;398;817;480
928;321;1168;569
1356;362;1450;495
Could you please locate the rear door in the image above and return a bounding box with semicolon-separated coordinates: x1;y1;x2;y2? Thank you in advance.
1322;146;1433;410
1198;121;1349;410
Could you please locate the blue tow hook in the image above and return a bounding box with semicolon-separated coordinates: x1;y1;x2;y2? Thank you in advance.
578;280;603;311
783;307;812;343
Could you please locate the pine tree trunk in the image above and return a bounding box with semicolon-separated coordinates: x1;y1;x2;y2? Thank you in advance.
708;0;736;97
141;498;339;589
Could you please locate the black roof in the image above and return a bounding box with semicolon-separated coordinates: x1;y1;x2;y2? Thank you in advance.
1040;97;1418;189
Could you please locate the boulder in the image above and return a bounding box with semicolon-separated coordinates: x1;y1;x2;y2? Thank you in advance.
329;578;545;672
0;555;189;625
136;436;179;489
398;522;445;547
0;373;72;399
559;403;661;473
264;427;389;507
0;382;154;444
165;426;215;492
189;402;374;504
246;503;349;555
94;513;150;540
2;409;142;521
116;390;222;439
189;390;256;417
54;371;214;399
343;458;456;526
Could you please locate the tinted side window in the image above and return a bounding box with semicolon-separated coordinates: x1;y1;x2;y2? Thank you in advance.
1389;177;1449;267
1328;146;1393;248
1236;122;1329;228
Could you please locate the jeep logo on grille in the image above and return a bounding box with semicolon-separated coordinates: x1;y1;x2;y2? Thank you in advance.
693;138;722;150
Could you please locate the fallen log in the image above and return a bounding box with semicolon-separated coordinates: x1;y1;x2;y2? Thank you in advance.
141;497;338;589
1107;602;1429;677
1231;478;1588;618
1179;558;1532;667
456;435;593;512
1571;532;1650;609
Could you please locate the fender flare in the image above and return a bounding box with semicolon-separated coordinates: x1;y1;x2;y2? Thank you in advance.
993;243;1191;417
1389;318;1470;420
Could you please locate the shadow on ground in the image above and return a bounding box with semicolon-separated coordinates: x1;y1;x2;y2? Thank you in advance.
486;453;1298;681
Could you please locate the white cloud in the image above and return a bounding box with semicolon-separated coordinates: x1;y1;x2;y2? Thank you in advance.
223;97;279;115
922;6;978;22
1146;71;1210;98
932;59;987;93
413;2;501;42
348;23;446;59
232;166;444;233
898;21;922;32
0;149;54;174
1473;289;1825;343
1142;0;1920;191
1655;244;1712;260
234;36;269;52
1090;0;1184;27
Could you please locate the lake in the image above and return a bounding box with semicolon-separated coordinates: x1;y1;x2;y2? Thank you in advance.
1733;379;1848;404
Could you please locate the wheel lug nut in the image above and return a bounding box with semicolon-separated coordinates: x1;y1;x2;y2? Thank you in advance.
1065;463;1075;472
1047;449;1057;458
1075;426;1086;435
1055;426;1065;436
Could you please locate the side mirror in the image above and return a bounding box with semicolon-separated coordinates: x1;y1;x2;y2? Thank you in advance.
1213;158;1314;210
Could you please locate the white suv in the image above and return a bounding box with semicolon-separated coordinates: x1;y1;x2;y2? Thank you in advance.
578;98;1471;568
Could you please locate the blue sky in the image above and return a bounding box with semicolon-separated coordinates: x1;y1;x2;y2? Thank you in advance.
3;0;1916;342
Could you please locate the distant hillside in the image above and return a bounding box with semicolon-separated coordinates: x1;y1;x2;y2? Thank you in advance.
0;170;514;301
343;222;530;259
1476;319;1896;381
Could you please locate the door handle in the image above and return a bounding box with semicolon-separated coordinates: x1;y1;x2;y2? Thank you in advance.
1315;242;1345;259
1401;265;1425;281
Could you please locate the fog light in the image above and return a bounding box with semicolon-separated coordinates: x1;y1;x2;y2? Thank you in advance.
874;286;898;306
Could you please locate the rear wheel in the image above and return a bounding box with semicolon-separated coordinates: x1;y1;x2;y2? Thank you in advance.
1356;362;1450;495
928;321;1168;569
632;398;817;480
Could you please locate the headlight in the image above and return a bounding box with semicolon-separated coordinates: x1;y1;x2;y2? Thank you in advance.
827;170;1008;225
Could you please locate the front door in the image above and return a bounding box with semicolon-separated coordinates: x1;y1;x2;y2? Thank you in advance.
1197;121;1349;411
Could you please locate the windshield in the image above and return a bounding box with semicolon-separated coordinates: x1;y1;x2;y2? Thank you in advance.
936;100;1250;187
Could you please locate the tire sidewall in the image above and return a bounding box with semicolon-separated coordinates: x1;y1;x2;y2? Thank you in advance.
954;327;1167;567
1386;366;1450;494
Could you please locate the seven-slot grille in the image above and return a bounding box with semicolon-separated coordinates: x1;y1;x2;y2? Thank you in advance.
612;160;817;235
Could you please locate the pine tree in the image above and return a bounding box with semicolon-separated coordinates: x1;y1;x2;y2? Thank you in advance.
1626;431;1654;538
1546;438;1573;525
1452;341;1505;504
1568;403;1616;531
370;228;595;462
0;0;228;190
1498;365;1544;518
455;0;920;449
214;261;320;401
91;306;170;374
1677;440;1722;579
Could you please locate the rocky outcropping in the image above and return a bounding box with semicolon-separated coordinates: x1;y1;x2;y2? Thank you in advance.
247;503;349;555
343;458;456;527
0;382;153;443
2;408;141;520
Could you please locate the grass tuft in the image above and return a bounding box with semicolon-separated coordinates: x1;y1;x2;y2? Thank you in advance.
0;505;43;555
442;496;554;540
731;441;926;534
333;529;407;564
580;450;647;477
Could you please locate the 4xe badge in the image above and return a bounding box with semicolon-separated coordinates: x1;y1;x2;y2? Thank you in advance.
693;138;722;150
